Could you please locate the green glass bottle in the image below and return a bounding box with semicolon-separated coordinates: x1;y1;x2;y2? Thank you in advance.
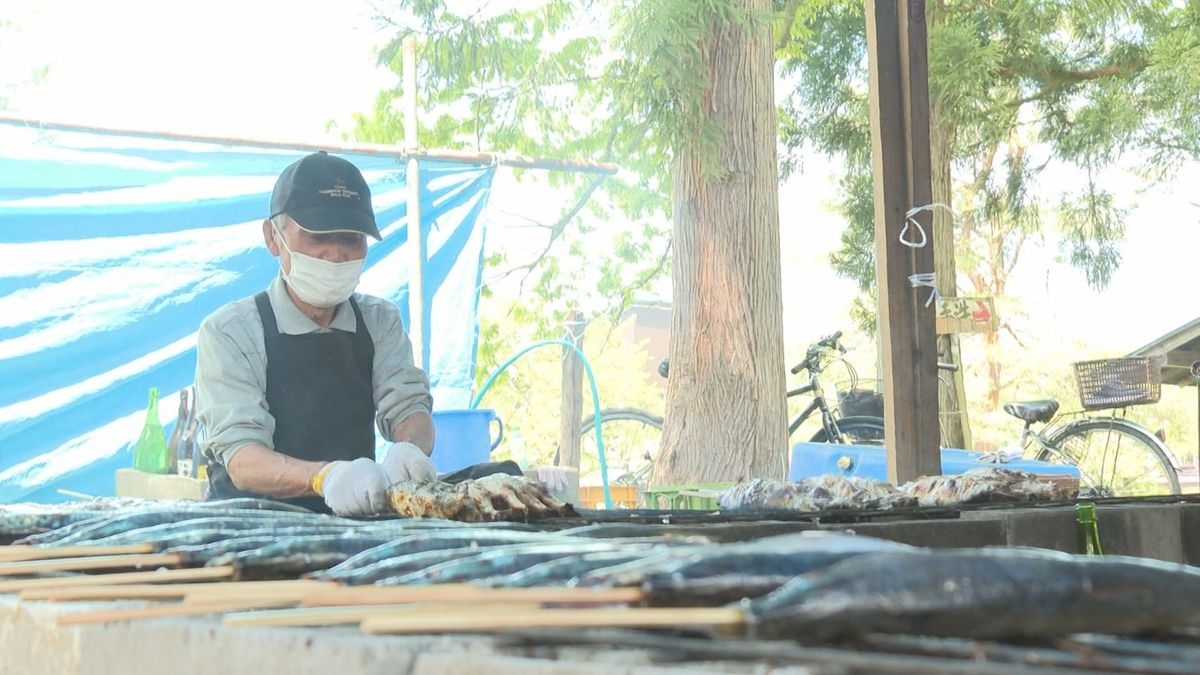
133;387;170;474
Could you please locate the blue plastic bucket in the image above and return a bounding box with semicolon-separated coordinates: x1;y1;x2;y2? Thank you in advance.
430;409;505;473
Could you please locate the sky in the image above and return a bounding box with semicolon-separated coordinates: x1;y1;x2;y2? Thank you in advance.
3;0;1198;359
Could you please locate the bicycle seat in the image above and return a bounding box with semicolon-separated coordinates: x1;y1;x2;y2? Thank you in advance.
1002;400;1059;424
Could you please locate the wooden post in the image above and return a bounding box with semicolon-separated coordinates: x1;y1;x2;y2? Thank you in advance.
558;311;586;470
865;0;940;483
403;36;425;369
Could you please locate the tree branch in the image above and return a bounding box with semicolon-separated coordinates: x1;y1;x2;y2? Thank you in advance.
606;240;673;328
1007;57;1149;108
775;0;802;52
492;172;610;290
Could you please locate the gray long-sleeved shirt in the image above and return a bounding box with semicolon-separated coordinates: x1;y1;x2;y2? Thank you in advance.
194;275;432;465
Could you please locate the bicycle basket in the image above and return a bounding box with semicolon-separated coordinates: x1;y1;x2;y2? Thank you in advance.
835;378;885;419
1072;357;1163;411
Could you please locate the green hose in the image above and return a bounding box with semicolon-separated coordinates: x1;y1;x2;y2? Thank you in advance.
470;340;612;509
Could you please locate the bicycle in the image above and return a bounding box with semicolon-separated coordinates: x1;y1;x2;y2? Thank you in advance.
581;331;885;485
1003;356;1181;497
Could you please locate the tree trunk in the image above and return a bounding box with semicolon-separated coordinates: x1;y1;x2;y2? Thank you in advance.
651;0;788;485
929;98;971;450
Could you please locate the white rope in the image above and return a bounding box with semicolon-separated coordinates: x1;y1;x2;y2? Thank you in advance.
908;272;940;308
899;203;956;305
898;202;956;249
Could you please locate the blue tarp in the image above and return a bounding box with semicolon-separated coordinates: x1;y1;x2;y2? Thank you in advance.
0;121;494;503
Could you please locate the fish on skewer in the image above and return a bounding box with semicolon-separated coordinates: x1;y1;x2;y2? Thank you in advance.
486;550;662;588
379;542;627;585
749;548;1200;640
204;534;401;578
312;530;567;579
320;548;487;586
22;509;356;546
580;533;911;588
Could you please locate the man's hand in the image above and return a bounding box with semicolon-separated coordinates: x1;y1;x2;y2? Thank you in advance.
381;441;438;484
314;458;390;516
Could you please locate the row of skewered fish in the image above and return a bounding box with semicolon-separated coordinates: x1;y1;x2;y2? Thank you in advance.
718;467;1076;513
0;475;572;542
4;495;1200;640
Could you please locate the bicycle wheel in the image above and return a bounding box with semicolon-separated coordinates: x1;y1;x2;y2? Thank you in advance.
1040;417;1180;497
580;408;664;488
807;415;886;445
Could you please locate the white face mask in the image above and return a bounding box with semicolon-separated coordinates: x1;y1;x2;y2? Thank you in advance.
273;225;365;308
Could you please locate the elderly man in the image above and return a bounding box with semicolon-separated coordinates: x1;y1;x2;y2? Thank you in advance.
195;151;445;515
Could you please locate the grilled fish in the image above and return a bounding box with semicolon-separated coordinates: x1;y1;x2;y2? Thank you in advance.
488;550;661;588
313;529;566;579
581;532;910;588
718;476;914;512
205;534;400;578
3;497;317;541
387;476;576;522
381;542;623;585
750;548;1200;640
24;509;356;546
900;467;1076;507
323;548;489;585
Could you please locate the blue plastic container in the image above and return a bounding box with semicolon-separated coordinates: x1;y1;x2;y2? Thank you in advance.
430;409;505;473
789;442;1080;481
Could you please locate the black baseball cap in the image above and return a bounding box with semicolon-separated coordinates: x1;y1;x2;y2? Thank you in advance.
269;151;381;240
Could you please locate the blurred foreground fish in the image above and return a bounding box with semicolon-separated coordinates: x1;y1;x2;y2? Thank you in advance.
749;548;1200;639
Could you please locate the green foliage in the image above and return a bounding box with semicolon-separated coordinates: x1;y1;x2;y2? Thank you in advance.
0;19;50;110
778;0;1200;412
352;0;779;320
778;0;1200;298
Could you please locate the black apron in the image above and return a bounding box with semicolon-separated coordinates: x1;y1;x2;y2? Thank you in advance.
207;292;376;512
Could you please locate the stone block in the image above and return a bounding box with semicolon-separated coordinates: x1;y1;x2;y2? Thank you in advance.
822;518;1006;548
1093;503;1184;563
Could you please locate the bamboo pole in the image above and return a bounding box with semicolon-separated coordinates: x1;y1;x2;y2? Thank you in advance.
0;544;155;562
361;606;746;635
0;113;618;175
0;565;234;594
403;35;425;370
0;552;181;576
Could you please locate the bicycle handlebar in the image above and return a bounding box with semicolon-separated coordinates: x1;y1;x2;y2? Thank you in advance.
791;331;845;374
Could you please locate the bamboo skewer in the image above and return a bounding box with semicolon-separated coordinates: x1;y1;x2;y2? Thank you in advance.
361;607;748;635
0;565;234;594
224;602;542;628
0;552;182;576
181;580;338;604
20;579;333;603
57;596;299;625
301;585;646;607
0;544;155;562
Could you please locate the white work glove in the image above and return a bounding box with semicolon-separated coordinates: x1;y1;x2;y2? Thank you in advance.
315;458;390;516
381;441;438;484
536;466;569;493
